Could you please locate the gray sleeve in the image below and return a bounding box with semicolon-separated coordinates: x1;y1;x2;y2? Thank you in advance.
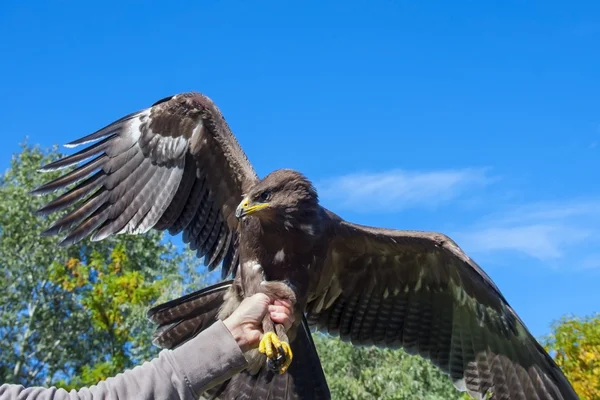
0;320;248;400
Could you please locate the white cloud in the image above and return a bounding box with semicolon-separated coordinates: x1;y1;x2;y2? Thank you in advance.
482;200;600;225
456;224;593;260
455;200;600;264
317;168;492;212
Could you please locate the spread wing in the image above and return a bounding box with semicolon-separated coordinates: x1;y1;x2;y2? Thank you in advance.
306;216;577;400
32;92;258;278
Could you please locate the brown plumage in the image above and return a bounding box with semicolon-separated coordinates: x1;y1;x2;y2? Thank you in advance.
33;92;577;400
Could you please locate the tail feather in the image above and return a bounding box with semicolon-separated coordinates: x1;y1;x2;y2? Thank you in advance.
147;280;232;349
147;282;331;400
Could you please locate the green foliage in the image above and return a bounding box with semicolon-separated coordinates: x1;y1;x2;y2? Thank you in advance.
313;334;464;400
0;143;203;388
543;313;600;400
48;245;168;389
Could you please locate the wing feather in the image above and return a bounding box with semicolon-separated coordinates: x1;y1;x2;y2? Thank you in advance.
201;212;222;261
39;135;115;171
102;159;163;235
192;203;219;254
33;92;259;278
118;163;172;234
221;234;240;279
36;172;106;216
307;217;578;400
154;155;196;230
169;175;207;235
42;188;109;237
64;111;140;148
205;222;228;269
61;203;111;246
134;165;185;233
31;155;107;195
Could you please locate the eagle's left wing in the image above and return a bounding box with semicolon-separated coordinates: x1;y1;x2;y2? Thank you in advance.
306;217;577;400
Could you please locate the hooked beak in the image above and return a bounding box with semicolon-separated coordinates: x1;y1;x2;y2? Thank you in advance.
235;197;269;219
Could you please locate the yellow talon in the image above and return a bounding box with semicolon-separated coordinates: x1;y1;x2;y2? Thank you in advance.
259;331;279;358
258;332;293;374
278;341;293;374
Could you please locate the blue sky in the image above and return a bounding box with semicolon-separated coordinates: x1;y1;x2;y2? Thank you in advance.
1;1;599;338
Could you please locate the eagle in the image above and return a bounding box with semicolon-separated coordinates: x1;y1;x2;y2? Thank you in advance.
33;92;577;400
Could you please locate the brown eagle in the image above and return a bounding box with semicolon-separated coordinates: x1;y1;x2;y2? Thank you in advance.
33;92;577;400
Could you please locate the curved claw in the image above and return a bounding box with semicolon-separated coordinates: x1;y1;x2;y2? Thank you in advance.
259;332;293;374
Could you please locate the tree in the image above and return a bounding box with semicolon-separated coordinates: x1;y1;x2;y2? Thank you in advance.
313;334;464;400
0;143;203;388
544;313;600;400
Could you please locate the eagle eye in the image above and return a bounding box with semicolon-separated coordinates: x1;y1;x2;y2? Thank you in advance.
258;190;272;202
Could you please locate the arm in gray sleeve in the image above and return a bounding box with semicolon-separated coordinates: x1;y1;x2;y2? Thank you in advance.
0;320;248;400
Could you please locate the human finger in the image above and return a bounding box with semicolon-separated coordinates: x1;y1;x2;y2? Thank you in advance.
236;293;270;323
268;304;293;317
270;311;293;331
272;299;293;313
245;293;270;311
250;292;270;304
269;304;295;326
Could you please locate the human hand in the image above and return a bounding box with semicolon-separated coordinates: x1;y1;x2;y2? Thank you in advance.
223;293;295;353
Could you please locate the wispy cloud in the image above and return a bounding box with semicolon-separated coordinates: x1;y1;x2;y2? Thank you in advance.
456;224;592;260
317;168;492;212
455;200;600;264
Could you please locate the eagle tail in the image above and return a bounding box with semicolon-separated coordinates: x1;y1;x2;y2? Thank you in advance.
146;281;331;400
147;280;233;349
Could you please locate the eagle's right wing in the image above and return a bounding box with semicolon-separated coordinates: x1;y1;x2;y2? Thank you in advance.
33;92;258;278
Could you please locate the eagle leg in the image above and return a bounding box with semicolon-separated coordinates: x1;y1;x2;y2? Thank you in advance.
258;280;298;374
259;331;293;374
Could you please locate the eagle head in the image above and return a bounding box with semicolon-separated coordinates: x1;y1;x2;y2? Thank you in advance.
235;169;319;227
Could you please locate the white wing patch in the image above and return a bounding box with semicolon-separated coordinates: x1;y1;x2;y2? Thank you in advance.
127;112;146;144
274;248;285;263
